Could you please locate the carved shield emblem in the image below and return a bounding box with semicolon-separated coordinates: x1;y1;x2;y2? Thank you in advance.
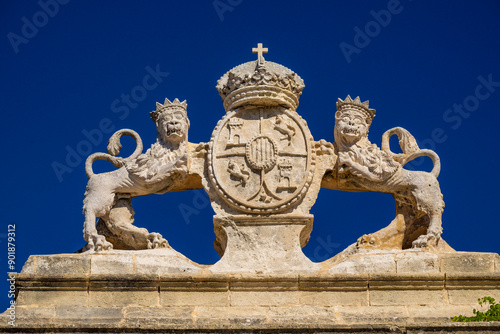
208;107;315;213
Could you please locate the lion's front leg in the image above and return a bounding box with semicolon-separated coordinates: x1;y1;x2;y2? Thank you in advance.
85;234;114;252
83;214;113;252
412;213;443;248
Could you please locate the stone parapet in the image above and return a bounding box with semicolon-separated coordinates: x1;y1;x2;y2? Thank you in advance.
2;251;499;332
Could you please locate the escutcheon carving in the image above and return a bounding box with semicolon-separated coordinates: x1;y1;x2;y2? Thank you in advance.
208;107;315;213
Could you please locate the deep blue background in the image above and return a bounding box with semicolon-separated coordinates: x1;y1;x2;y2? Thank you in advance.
1;0;499;311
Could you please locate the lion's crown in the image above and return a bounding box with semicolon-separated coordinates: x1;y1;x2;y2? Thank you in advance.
150;98;187;123
336;95;376;121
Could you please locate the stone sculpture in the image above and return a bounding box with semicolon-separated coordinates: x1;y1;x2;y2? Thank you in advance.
82;98;190;251
80;44;445;257
322;96;445;250
7;44;500;333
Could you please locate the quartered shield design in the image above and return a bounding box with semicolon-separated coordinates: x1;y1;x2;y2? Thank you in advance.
208;107;315;213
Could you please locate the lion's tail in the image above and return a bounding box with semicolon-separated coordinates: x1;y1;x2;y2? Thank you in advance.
381;127;441;178
85;129;143;179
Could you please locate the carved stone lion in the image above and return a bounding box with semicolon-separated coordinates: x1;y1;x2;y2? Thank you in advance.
323;96;445;249
82;98;190;252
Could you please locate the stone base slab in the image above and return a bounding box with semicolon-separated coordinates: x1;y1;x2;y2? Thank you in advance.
4;271;500;330
2;251;500;332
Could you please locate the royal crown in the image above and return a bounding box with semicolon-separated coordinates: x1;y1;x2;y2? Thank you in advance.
150;98;187;123
336;95;376;121
216;45;305;111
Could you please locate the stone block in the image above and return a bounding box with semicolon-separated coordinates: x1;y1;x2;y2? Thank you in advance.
124;306;194;325
230;290;298;306
329;254;396;274
299;290;368;306
17;289;88;307
267;305;338;325
447;289;500;305
134;253;200;275
160;291;229;306
406;304;475;322
55;307;123;323
446;273;500;304
19;256;35;274
90;253;135;274
32;254;91;276
89;290;159;307
396;252;439;273
8;306;55;320
440;252;496;273
370;289;446;306
194;306;268;326
336;305;409;324
368;273;445;305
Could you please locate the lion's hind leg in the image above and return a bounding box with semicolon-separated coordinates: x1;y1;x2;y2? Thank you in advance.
82;177;115;252
412;213;443;248
101;197;169;250
405;172;444;249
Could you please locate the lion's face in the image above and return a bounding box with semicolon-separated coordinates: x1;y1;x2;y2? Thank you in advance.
334;109;369;145
157;109;189;144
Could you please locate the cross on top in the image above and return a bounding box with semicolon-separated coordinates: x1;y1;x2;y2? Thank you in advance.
252;43;268;65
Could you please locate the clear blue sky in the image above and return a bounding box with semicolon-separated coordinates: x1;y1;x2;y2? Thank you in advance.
1;1;500;310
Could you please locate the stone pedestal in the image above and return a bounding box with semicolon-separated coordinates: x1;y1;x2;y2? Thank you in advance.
210;215;320;273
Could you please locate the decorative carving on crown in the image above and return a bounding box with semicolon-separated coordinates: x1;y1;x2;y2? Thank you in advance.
150;98;188;123
336;95;376;122
216;61;305;111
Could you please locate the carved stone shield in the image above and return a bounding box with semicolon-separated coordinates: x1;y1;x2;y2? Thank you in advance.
208;107;315;213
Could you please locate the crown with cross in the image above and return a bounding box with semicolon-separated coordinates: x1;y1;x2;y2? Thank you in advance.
149;98;188;123
336;95;376;122
216;43;305;111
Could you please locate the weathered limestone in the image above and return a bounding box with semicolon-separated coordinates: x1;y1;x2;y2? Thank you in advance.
209;215;321;273
3;44;500;333
5;263;500;331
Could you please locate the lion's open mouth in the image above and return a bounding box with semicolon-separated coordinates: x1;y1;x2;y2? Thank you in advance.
167;128;181;136
342;127;359;136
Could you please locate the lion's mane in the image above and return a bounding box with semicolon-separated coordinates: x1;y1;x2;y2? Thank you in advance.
335;127;399;181
126;115;189;180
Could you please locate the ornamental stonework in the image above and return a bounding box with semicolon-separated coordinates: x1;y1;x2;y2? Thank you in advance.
208;107;315;213
3;43;500;333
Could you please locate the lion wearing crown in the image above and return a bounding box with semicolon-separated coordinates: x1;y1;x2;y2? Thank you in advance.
82;98;190;252
323;96;446;250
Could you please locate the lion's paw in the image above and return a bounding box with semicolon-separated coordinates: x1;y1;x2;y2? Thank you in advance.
412;234;439;249
356;234;376;248
147;233;169;249
86;234;113;252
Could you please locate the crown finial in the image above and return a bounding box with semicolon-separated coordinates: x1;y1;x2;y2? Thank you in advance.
216;46;304;111
252;43;268;66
